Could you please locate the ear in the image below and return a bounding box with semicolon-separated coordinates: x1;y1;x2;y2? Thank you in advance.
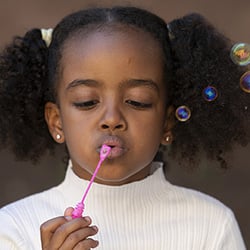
161;106;175;145
44;102;65;143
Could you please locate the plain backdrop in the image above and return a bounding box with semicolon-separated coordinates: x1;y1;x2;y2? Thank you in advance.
0;0;250;247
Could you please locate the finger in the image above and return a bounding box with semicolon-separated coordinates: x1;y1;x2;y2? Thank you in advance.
74;238;99;250
40;216;68;249
41;216;92;249
60;225;98;250
49;217;93;247
64;207;74;218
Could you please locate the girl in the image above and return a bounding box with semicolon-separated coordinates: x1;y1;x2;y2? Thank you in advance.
0;6;249;250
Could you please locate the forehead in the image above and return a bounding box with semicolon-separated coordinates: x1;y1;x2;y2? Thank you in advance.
60;27;165;85
65;24;162;47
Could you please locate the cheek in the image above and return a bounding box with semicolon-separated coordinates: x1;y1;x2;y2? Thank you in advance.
132;115;165;147
60;109;85;143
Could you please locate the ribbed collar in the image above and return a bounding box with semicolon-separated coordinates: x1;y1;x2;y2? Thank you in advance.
58;161;171;207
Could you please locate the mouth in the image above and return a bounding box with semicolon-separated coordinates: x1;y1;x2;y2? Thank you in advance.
98;136;127;159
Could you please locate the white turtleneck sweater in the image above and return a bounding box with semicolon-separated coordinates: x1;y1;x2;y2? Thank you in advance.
0;162;246;250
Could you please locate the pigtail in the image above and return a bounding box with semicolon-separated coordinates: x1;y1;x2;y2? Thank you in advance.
0;29;55;162
167;13;250;168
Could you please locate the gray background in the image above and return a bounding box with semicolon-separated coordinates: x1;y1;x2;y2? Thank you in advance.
0;0;250;247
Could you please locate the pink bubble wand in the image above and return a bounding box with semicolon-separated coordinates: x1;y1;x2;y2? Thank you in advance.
72;144;111;218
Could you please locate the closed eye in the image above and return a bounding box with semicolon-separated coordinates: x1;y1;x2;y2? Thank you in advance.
126;100;152;109
73;100;99;110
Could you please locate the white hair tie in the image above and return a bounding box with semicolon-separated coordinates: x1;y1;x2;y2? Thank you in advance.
41;28;53;47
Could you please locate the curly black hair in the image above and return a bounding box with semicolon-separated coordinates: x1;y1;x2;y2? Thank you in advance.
0;6;249;168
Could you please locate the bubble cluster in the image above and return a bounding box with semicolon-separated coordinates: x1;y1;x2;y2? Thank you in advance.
175;106;191;122
230;43;250;66
240;71;250;93
203;86;218;102
176;41;250;123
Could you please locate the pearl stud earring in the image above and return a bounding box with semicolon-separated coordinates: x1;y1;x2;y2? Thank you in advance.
56;134;61;140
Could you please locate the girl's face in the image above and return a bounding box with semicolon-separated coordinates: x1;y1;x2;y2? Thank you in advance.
46;28;171;185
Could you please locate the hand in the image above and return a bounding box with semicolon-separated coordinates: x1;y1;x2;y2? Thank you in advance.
40;207;99;249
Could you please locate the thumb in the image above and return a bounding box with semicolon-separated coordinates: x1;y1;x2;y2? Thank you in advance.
64;207;74;219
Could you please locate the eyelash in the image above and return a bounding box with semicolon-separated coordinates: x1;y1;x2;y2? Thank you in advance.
73;100;99;109
125;100;152;109
73;100;152;110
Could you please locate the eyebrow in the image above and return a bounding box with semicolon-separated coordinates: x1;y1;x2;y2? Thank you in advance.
121;79;160;93
66;78;160;93
66;79;99;90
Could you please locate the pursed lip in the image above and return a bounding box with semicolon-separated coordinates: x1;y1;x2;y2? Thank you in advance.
97;135;127;159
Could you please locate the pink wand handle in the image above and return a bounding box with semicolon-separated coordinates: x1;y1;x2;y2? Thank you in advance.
72;144;111;218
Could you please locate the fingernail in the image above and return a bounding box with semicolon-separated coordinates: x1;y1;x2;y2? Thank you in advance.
92;225;98;232
84;216;91;223
65;216;72;221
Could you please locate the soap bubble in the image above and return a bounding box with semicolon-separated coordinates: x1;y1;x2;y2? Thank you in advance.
240;71;250;93
203;86;218;102
175;106;191;122
230;43;250;66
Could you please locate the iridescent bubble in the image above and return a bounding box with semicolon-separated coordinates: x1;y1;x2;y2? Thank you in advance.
175;106;191;122
230;43;250;66
240;71;250;93
203;86;218;102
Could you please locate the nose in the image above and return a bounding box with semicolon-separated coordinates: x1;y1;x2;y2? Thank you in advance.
99;103;127;132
